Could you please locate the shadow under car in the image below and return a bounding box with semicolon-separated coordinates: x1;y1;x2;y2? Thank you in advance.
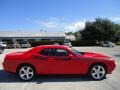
0;70;100;84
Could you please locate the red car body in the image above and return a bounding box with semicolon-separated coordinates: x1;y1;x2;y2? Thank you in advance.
2;45;116;80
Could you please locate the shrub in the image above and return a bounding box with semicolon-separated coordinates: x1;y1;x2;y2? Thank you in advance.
71;40;97;46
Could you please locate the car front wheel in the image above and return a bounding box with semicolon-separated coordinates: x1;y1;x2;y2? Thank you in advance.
89;64;106;80
18;65;35;81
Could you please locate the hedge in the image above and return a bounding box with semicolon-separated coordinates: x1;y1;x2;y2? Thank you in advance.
71;40;97;46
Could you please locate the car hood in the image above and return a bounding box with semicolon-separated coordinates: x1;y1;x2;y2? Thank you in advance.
83;52;110;59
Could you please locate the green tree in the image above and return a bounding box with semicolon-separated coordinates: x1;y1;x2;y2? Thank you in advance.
74;32;81;41
81;18;116;44
114;24;120;42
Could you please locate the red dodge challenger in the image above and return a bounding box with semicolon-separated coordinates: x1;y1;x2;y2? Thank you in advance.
2;45;116;81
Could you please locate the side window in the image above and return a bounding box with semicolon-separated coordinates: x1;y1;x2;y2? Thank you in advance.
55;49;69;56
40;48;69;56
49;49;56;56
40;49;49;56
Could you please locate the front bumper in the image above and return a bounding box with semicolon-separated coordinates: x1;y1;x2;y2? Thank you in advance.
107;61;116;74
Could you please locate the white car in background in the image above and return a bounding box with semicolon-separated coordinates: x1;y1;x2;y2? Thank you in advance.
101;42;116;47
20;42;31;48
0;45;4;54
0;42;7;48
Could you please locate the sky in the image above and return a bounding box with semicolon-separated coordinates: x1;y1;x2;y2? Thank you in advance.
0;0;120;32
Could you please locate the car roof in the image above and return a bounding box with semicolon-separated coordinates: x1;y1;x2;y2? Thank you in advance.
36;45;69;48
26;45;70;54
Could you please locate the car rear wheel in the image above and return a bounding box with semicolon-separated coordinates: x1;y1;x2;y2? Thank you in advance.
89;64;106;80
18;65;35;81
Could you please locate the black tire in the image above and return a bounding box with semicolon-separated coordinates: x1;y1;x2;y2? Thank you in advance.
89;64;106;80
18;65;35;81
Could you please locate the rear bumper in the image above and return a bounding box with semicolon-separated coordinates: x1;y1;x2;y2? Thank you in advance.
2;62;16;73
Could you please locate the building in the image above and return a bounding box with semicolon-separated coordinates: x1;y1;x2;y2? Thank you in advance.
0;31;66;43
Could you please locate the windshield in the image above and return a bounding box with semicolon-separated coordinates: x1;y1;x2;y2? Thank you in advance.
69;48;84;55
73;49;83;55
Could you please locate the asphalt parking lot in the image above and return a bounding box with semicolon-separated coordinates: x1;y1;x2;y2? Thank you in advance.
0;46;120;90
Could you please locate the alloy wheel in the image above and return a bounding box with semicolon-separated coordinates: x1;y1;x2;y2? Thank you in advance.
90;65;106;80
19;65;34;81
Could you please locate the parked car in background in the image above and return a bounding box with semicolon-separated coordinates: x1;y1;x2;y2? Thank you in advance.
7;42;15;48
0;45;4;54
64;41;72;47
7;42;20;48
0;42;7;48
20;42;31;48
101;42;116;47
2;45;116;81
